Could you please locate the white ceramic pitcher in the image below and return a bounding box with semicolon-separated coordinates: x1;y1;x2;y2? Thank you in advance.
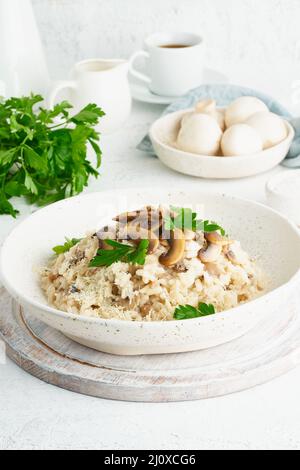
0;0;50;98
49;59;132;134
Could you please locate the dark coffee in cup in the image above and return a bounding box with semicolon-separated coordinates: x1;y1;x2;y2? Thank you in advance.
159;44;191;49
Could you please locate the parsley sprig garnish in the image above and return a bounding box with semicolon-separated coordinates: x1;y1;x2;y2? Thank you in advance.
164;206;225;235
0;94;105;218
89;239;150;267
53;238;82;255
196;220;226;235
174;302;216;320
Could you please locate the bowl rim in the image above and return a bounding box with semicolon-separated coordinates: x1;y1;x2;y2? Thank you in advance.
266;169;300;199
149;107;295;161
1;189;300;329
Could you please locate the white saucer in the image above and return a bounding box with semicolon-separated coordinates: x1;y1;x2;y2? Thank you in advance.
130;68;229;105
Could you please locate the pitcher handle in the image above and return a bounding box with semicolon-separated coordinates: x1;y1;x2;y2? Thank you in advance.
129;51;151;84
48;80;77;108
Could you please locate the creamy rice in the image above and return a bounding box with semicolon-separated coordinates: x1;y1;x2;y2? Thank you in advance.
40;230;266;322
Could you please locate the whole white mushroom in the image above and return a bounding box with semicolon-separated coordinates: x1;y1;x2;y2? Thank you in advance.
225;96;269;128
245;111;287;149
195;99;225;131
177;112;222;156
221;124;263;157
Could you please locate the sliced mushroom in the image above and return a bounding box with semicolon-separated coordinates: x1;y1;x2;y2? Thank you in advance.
159;229;185;267
205;262;222;277
205;231;232;246
226;249;248;266
160;225;172;241
140;208;162;233
97;226;117;250
225;243;248;266
140;303;152;317
112;284;120;296
198;243;222;263
173;261;188;273
129;210;150;229
195;231;205;247
113;211;139;223
159;239;169;248
184;229;196;241
226;249;238;265
151;215;163;235
96;226;110;239
116;207;163;234
126;223;159;255
147;238;160;255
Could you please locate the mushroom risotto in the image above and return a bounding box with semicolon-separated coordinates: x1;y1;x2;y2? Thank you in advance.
40;206;266;321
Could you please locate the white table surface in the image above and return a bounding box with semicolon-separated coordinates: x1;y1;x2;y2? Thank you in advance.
1;100;300;451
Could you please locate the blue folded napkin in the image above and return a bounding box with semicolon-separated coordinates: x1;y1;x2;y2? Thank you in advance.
137;84;300;168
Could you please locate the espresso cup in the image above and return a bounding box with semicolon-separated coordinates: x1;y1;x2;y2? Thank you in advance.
129;32;205;97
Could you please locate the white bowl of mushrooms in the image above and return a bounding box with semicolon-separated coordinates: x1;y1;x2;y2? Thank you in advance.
150;97;294;179
1;189;300;355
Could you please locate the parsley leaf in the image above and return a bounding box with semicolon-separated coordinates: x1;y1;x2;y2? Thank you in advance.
164;206;226;235
89;239;150;267
164;206;197;231
195;220;226;236
53;238;82;255
126;239;149;265
71;103;105;125
0;94;104;217
0;191;19;218
174;302;216;320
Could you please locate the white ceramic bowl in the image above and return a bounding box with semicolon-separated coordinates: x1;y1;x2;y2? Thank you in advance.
1;189;300;355
150;109;294;179
266;170;300;226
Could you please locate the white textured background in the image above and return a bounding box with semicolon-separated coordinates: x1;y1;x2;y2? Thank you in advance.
32;0;300;110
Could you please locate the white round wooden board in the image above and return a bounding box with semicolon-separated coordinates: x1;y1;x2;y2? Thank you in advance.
1;287;300;402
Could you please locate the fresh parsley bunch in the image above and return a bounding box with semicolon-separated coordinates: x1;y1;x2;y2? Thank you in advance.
0;94;105;217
